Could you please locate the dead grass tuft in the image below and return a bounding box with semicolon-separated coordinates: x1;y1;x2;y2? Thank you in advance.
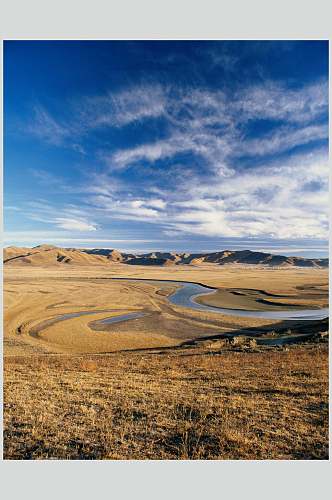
78;359;98;372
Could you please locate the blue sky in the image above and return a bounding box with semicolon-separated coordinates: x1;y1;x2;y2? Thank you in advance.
4;41;329;256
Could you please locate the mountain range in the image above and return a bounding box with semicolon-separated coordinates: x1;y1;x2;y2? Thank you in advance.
3;245;329;268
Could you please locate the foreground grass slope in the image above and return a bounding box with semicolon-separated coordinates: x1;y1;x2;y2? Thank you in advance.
4;344;328;460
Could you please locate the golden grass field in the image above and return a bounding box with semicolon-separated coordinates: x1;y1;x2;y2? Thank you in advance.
3;264;329;459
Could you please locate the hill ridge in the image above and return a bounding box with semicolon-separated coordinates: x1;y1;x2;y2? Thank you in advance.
3;245;329;268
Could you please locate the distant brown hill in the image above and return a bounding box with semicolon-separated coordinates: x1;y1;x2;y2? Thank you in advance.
3;245;328;268
3;245;108;266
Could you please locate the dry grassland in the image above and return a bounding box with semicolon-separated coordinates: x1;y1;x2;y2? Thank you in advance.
3;264;329;460
4;345;328;460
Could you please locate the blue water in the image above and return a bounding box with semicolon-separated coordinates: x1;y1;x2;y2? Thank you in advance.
111;278;329;321
34;279;328;336
97;312;146;324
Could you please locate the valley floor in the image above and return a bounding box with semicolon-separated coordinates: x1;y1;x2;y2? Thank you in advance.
3;264;329;460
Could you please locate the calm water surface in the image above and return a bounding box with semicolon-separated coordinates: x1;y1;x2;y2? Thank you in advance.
111;278;329;321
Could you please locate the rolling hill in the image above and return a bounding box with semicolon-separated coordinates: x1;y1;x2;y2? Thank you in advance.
3;245;329;268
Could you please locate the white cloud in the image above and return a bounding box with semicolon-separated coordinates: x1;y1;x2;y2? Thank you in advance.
25;79;328;182
100;79;327;175
91;152;328;240
233;80;328;124
27;105;70;146
168;155;329;239
108;135;191;170
3;232;167;246
18;76;328;244
91;195;161;220
146;199;167;209
77;84;166;129
19;148;328;242
53;218;98;232
4;206;21;211
240;123;328;157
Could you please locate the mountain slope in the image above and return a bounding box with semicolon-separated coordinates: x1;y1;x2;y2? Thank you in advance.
3;245;329;268
4;246;111;266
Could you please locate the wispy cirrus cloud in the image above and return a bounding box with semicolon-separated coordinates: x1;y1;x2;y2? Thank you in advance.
76;84;166;129
53;218;98;232
4;205;21;211
16;67;329;245
20;147;328;242
24;84;166;152
239;123;328;158
26;105;85;153
105;134;196;171
26;105;70;146
23;78;328;174
91;195;163;220
96;79;328;175
86;150;328;240
233;80;328;124
29;168;66;187
23;200;99;233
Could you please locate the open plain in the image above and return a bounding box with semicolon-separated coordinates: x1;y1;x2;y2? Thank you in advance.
3;263;329;459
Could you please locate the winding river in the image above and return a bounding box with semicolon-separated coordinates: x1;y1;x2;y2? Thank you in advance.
30;278;328;337
111;278;329;321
